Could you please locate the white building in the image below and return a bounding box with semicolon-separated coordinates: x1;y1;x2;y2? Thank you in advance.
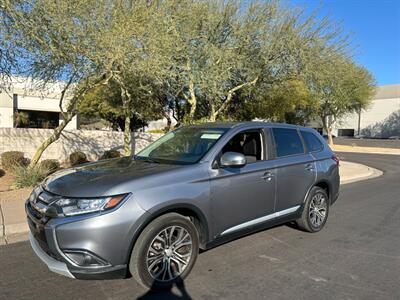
334;84;400;137
0;77;79;130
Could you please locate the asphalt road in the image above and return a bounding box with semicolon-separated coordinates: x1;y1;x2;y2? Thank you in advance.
0;153;399;300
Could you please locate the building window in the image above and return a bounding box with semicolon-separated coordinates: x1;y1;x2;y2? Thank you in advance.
14;110;59;129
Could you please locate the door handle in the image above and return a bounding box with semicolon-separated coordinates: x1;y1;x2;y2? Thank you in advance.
305;163;315;171
261;172;274;181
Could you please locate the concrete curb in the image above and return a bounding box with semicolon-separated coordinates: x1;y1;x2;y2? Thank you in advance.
0;161;384;241
340;161;383;185
333;148;400;156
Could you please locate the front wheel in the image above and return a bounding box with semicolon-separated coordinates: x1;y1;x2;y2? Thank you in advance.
296;186;329;232
129;213;199;289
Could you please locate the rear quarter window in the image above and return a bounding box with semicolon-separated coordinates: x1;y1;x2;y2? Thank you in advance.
301;131;324;152
272;128;304;157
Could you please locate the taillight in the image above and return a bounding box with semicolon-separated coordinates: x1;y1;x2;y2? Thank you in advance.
332;154;340;166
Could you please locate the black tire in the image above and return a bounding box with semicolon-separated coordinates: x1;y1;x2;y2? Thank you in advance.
296;186;329;233
129;213;199;289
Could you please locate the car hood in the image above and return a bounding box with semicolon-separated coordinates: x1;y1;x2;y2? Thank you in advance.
43;157;184;197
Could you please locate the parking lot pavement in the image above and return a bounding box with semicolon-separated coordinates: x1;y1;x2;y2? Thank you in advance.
0;152;399;300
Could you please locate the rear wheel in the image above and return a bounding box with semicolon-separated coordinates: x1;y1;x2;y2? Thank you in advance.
129;213;199;289
296;186;329;232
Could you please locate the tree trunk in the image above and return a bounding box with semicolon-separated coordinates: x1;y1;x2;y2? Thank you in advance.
123;115;132;156
322;115;334;146
28;74;109;167
29;113;73;167
163;110;172;131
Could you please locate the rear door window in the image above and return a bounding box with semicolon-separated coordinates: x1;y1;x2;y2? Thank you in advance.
272;128;304;157
301;131;323;152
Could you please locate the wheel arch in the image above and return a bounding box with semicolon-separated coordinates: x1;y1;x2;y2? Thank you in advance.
126;203;210;269
304;180;331;204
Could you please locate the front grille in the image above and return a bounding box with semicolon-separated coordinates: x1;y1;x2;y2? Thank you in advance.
26;189;62;261
27;207;63;262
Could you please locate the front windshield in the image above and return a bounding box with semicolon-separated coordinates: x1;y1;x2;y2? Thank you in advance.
136;127;227;164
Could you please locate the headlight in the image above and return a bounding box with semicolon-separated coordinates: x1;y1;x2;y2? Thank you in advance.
53;194;128;216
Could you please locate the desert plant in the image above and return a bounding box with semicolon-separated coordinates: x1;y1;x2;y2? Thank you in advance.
146;129;166;134
13;165;48;188
38;159;60;175
99;150;121;160
69;151;88;166
1;151;26;171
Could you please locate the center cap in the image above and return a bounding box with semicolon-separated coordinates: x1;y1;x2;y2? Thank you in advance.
165;248;173;257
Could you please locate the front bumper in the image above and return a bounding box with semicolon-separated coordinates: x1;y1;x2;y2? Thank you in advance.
29;232;75;278
25;189;149;280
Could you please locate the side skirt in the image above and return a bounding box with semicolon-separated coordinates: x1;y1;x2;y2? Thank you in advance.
204;207;303;251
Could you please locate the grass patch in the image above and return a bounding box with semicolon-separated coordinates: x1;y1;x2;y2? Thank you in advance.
13;165;52;188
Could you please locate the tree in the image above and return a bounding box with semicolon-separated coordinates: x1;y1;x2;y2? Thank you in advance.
306;55;375;145
151;0;353;125
78;81;162;131
1;0;120;165
1;0;167;161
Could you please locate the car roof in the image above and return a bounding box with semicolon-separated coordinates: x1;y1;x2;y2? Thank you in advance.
188;121;305;130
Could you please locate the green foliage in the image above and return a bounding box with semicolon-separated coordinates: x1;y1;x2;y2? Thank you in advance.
1;151;26;171
146;129;166;134
78;82;153;131
99;150;121;160
69;151;88;166
38;159;60;175
304;55;376;144
13;165;48;188
2;0;375;152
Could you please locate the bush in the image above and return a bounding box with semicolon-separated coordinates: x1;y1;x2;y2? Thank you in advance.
69;151;88;166
99;150;121;160
146;129;165;134
39;159;60;175
13;165;48;188
1;151;26;171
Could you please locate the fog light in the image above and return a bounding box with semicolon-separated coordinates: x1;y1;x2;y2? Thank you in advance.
64;251;109;267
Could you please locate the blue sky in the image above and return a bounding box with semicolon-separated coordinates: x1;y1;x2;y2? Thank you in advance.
287;0;400;86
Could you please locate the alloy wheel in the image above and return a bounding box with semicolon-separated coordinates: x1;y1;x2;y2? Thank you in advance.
146;225;193;282
309;193;327;228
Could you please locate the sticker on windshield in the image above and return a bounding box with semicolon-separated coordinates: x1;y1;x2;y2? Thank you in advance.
200;133;222;140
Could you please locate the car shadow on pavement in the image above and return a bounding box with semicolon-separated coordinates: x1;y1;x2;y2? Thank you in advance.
136;279;192;300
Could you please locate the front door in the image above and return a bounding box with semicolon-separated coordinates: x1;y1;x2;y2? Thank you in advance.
209;129;276;237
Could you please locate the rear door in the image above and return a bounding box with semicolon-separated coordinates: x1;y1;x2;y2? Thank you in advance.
271;127;316;212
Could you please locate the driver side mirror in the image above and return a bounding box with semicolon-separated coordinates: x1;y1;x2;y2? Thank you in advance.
220;152;246;168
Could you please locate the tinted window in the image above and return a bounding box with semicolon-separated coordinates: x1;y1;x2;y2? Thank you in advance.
302;131;323;152
272;128;304;157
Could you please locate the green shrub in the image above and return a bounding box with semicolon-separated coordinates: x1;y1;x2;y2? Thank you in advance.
1;151;26;171
146;129;165;134
39;159;60;175
69;151;88;166
99;150;121;160
13;165;48;188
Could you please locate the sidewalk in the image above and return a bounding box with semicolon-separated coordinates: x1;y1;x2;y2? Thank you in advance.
333;144;400;155
0;161;383;242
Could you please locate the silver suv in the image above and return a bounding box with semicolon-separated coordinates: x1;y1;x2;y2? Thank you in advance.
26;122;340;289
